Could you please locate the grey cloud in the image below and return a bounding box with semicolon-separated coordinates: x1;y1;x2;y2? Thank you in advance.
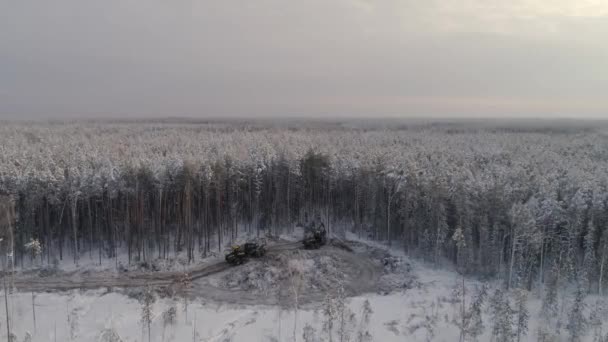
1;0;607;118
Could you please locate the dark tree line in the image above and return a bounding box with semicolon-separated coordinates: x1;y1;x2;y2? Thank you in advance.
1;121;607;296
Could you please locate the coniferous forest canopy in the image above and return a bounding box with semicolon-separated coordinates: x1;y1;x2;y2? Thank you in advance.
1;119;608;294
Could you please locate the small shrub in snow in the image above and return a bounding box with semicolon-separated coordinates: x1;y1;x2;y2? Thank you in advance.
98;328;123;342
406;312;438;342
162;305;177;326
38;265;60;277
126;288;146;301
384;320;400;336
24;239;42;264
302;323;319;342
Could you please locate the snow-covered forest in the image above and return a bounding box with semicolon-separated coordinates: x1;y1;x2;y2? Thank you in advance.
1;119;607;296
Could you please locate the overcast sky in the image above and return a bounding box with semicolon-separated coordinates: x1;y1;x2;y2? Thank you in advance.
1;0;607;119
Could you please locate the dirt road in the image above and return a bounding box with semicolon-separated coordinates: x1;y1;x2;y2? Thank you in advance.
11;240;382;304
12;241;299;291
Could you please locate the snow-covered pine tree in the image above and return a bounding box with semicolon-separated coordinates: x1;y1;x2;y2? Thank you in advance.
514;289;529;342
161;305;177;342
453;226;466;272
489;288;514;342
356;299;373;342
464;283;488;342
566;284;588;342
322;293;337;342
599;233;608;296
583;219;598;293
335;285;355;342
538;260;561;341
508;202;539;290
588;300;607;342
140;286;155;342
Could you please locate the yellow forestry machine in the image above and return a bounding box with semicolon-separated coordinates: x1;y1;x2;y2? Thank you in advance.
303;222;327;249
225;240;267;265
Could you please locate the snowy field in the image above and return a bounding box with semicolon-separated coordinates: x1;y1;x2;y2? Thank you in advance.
2;238;607;342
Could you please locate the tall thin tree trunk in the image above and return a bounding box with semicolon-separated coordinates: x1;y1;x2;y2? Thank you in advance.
32;291;36;333
158;189;163;259
387;192;392;246
508;229;517;290
4;275;10;342
600;253;605;296
45;200;51;265
88;198;93;260
71;196;78;265
458;274;466;342
287;169;291;233
217;184;222;252
538;228;546;297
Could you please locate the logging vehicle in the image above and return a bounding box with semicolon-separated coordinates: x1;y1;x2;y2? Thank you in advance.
303;223;327;249
225;241;267;265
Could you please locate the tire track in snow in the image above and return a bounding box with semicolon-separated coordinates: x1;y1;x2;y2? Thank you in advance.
12;241;382;305
11;242;300;292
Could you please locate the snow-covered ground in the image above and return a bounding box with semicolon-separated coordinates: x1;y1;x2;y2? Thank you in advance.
15;233;263;276
2;237;607;342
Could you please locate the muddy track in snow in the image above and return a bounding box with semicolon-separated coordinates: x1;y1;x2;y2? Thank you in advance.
12;241;302;292
11;240;382;304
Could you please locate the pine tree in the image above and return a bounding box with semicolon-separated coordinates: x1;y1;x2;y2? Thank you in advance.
567;285;588;342
335;285;355;342
583;220;598;292
599;234;608;296
356;299;373;342
588;300;605;342
288;257;305;342
514;290;529;342
161;305;176;342
322;293;337;342
438;202;449;260
177;273;192;323
508;202;539;290
453;226;466;272
489;289;514;342
140;286;155;342
541;262;560;320
464;283;488;342
538;264;561;341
